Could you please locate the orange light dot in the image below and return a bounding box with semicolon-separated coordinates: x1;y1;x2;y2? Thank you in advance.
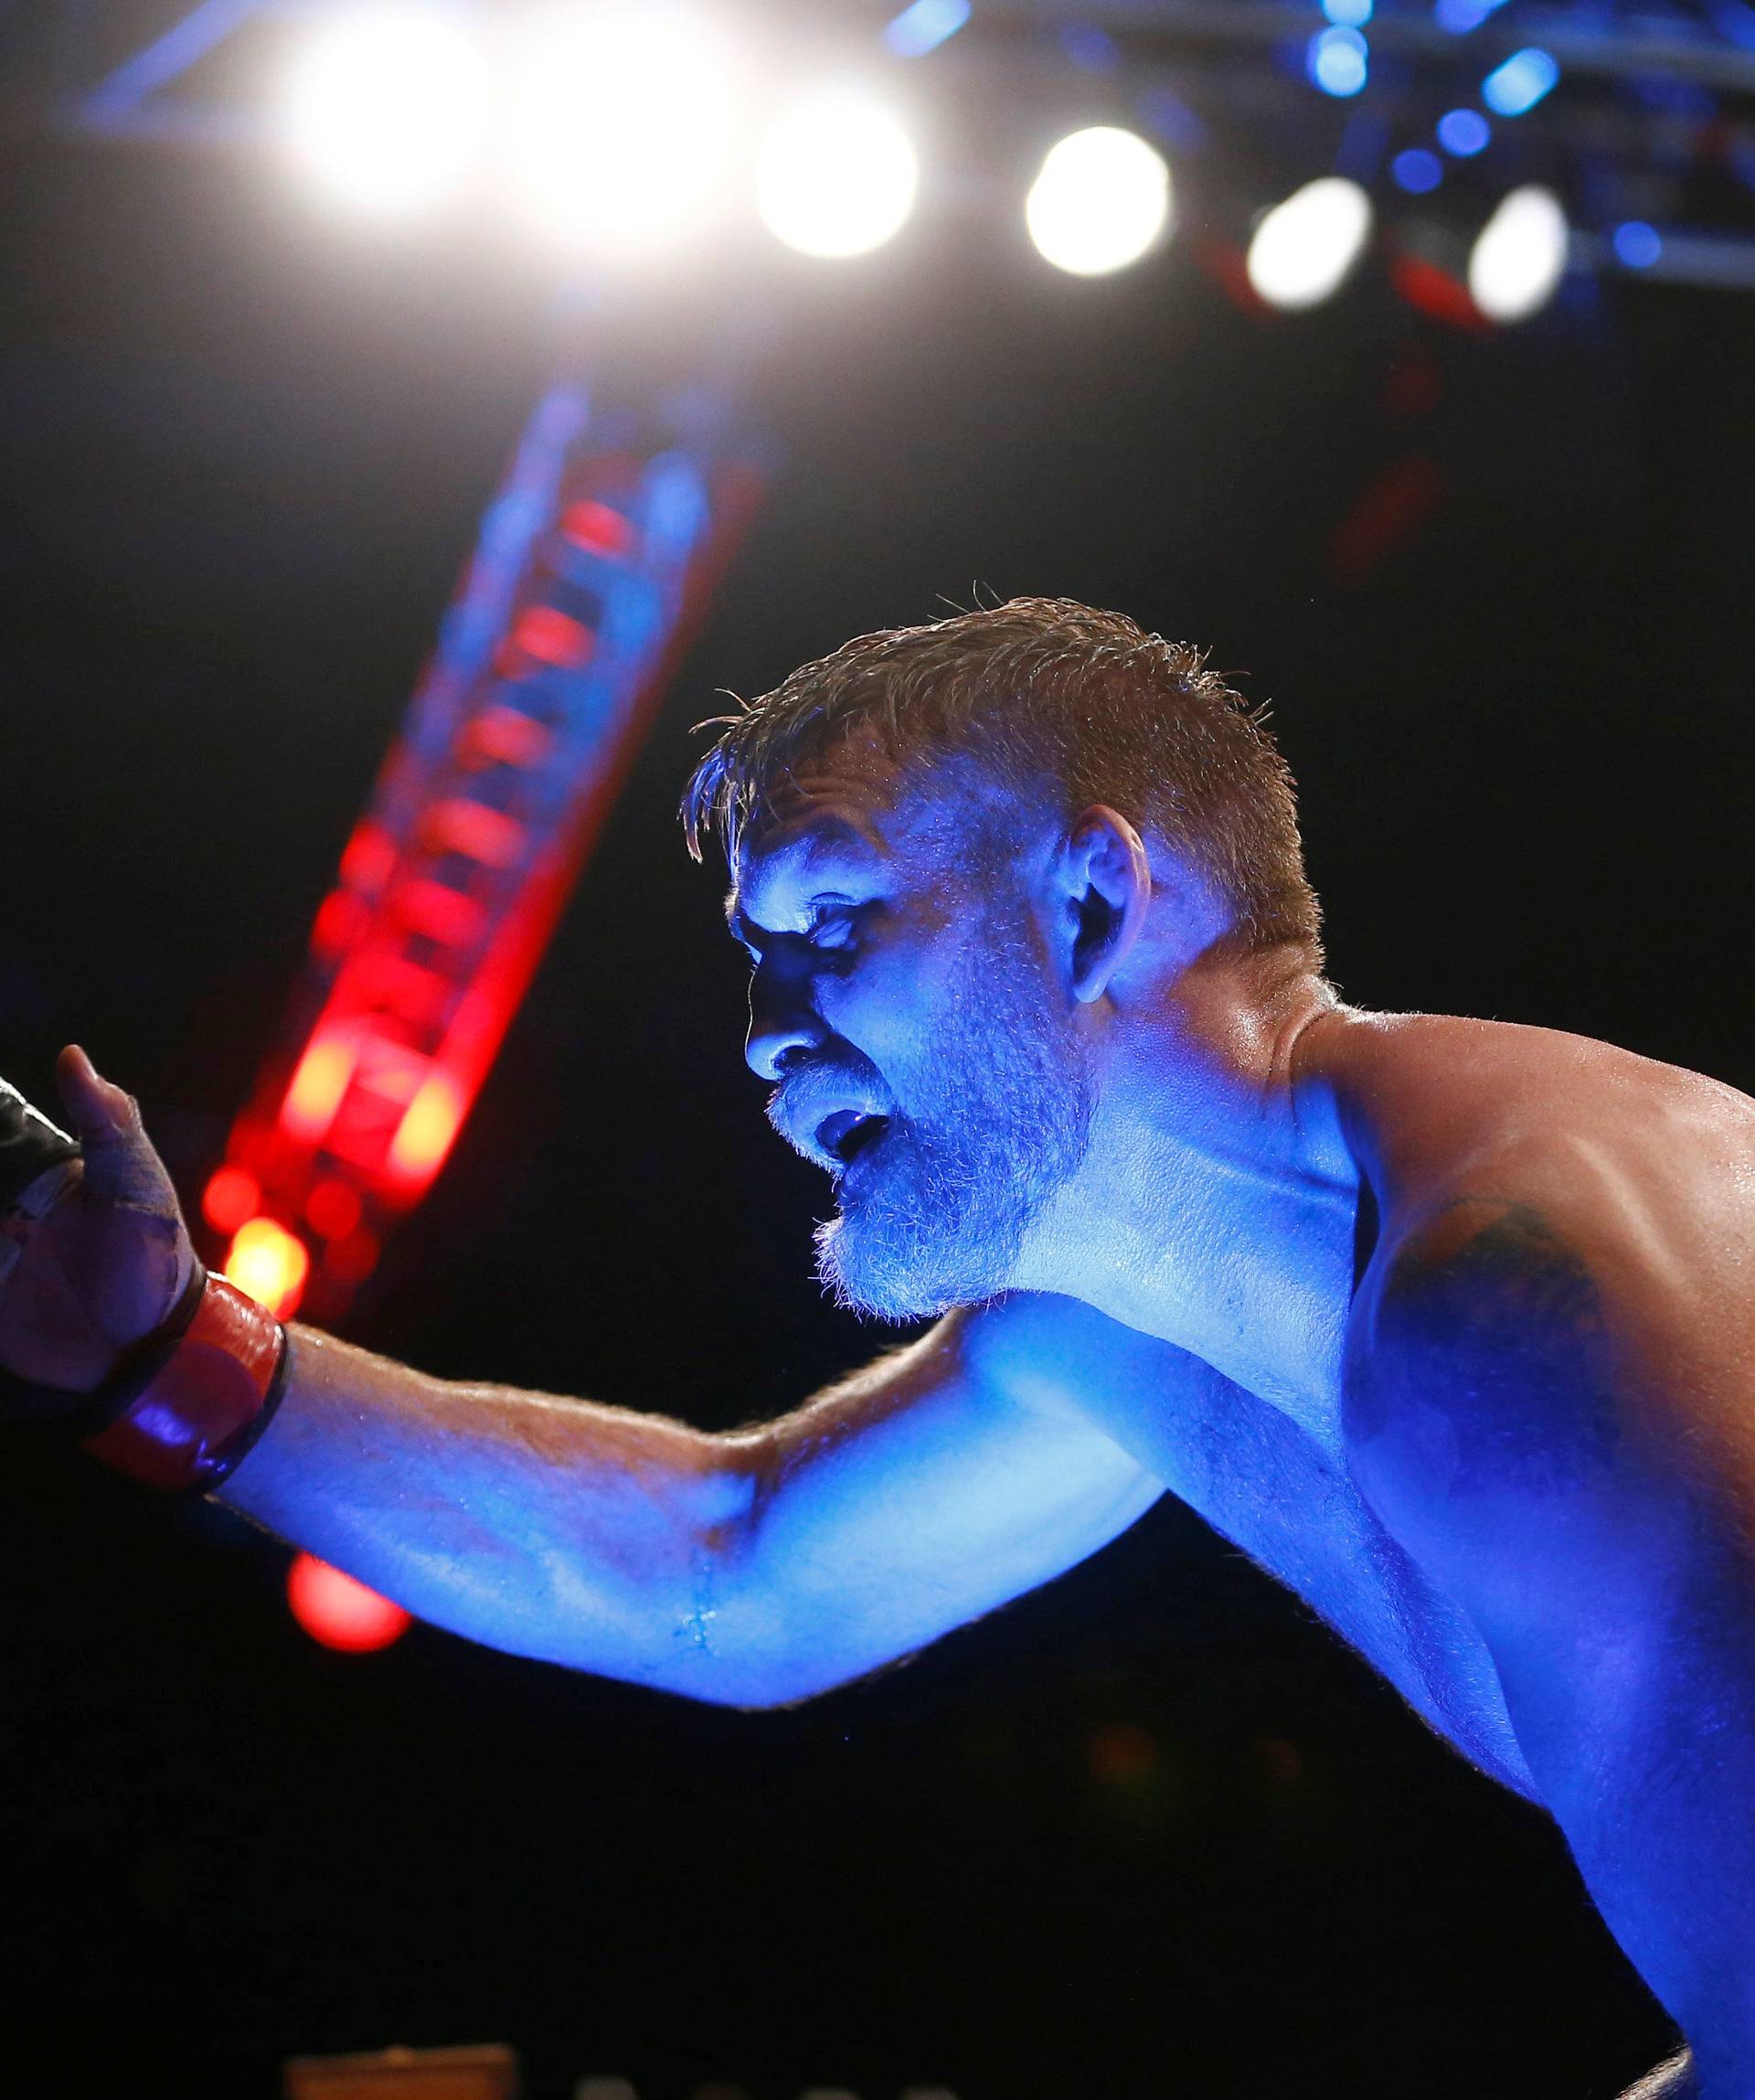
202;1165;261;1235
388;1071;464;1183
282;1033;357;1143
286;1552;410;1654
224;1216;310;1319
305;1178;363;1242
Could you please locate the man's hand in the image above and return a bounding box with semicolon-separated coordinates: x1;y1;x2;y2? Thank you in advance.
0;1048;196;1406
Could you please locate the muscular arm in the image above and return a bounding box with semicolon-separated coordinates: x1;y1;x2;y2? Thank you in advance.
218;1302;1165;1709
1346;1179;1755;2094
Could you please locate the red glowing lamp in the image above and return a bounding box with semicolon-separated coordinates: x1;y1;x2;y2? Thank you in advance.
286;1551;411;1654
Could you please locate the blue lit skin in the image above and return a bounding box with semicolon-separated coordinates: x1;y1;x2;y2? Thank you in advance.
723;736;1755;2081
732;781;1101;1322
171;697;1755;2084
728;734;1374;1385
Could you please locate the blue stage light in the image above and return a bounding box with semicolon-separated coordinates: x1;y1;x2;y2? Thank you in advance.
1059;24;1121;70
1613;219;1663;268
1308;26;1368;97
883;0;970;58
1323;0;1373;25
1438;107;1492;155
1435;0;1506;31
1483;48;1559;116
1392;147;1443;194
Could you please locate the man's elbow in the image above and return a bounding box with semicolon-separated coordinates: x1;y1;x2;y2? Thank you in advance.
676;1571;920;1712
686;1615;909;1712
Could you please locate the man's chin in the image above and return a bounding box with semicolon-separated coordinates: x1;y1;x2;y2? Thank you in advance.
812;1211;1006;1325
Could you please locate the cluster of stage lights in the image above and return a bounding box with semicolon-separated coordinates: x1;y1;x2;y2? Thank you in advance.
1306;0;1578;319
278;2;1569;315
282;3;1176;272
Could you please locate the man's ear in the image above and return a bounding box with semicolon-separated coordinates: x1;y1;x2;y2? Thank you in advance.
1056;805;1151;1004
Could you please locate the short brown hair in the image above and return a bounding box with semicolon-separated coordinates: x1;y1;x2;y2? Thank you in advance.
682;596;1321;954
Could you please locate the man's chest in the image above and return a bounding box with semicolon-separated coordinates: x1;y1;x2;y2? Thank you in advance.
1097;1343;1539;1797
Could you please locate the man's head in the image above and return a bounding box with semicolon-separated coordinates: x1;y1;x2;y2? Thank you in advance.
683;597;1320;1321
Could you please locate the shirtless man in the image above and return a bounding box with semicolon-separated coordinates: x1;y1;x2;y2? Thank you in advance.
1;598;1749;2096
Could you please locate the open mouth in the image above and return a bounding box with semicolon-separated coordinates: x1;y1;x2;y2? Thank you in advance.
815;1108;890;1170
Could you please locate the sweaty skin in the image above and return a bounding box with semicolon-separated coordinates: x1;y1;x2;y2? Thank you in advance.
6;739;1754;2097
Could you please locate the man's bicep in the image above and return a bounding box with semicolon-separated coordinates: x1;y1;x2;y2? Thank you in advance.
730;1305;1165;1699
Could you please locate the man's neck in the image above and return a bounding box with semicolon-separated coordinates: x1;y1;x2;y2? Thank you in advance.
1015;957;1365;1432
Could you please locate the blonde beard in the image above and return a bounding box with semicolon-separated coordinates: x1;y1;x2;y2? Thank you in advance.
814;932;1093;1321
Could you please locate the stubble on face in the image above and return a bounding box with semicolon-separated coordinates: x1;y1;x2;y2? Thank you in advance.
814;897;1094;1322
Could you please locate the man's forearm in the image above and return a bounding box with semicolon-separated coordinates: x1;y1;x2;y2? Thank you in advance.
218;1325;765;1700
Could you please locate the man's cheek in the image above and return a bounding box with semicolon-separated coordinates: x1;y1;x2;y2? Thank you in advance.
829;959;941;1070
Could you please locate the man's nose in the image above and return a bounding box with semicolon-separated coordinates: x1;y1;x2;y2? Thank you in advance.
745;958;825;1081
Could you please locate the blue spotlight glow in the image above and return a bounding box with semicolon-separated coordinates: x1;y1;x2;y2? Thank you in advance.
1435;0;1507;31
1059;23;1121;70
1392;147;1443;194
1308;26;1368;97
1437;107;1492;155
1138;85;1207;151
1483;48;1559;115
1612;219;1663;268
1323;0;1373;24
883;0;970;58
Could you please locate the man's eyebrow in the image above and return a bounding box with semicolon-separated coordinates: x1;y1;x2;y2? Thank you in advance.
778;814;877;862
723;817;880;939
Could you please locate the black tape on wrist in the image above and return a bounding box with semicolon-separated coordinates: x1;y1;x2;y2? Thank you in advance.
0;1081;80;1218
0;1081;87;1423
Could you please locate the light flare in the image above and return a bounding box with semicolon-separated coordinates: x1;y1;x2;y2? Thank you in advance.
1026;127;1172;277
224;1216;311;1319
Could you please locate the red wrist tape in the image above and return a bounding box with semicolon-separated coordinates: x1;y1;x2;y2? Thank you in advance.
80;1273;288;1494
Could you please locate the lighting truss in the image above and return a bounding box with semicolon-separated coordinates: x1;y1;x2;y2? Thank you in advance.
23;0;1755;290
202;382;761;1319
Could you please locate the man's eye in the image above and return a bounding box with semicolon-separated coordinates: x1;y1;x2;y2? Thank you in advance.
806;910;856;951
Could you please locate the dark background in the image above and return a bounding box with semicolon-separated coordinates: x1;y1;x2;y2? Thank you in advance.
1;61;1751;2100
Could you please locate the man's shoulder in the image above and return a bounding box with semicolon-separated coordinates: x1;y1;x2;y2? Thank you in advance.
1324;1007;1755;1245
1332;1009;1755;1398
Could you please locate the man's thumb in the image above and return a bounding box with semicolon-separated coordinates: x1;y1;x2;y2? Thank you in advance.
56;1045;137;1146
54;1046;172;1215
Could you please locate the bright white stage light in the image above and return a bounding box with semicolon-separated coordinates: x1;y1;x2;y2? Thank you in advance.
1468;184;1569;321
505;5;737;260
1026;126;1172;277
282;6;486;219
757;90;919;259
1246;176;1373;311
